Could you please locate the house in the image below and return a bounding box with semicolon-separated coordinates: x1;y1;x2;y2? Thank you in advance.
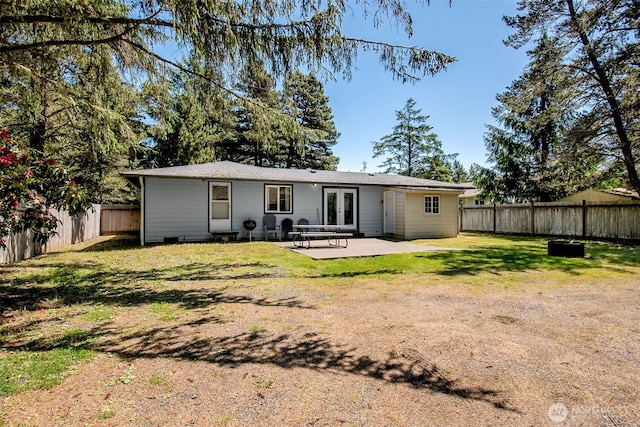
458;183;485;206
556;188;640;204
121;161;470;245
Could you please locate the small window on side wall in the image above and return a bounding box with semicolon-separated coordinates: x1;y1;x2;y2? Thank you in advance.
265;185;292;213
424;195;440;214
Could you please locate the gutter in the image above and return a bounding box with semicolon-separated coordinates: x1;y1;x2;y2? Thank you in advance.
388;185;470;194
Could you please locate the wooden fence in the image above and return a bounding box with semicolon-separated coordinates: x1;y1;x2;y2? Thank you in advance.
100;205;140;235
1;204;101;264
460;201;640;241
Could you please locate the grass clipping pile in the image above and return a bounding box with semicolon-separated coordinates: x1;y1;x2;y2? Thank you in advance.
1;235;639;426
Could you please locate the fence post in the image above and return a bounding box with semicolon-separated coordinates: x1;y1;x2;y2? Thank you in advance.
493;204;497;233
582;200;587;238
530;202;535;236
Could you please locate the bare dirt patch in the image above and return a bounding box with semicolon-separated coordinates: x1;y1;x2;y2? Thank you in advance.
1;237;639;426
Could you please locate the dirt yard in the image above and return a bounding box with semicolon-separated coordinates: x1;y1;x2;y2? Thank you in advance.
1;236;639;426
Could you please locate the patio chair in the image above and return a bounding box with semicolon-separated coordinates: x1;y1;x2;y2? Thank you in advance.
281;218;293;240
263;214;280;241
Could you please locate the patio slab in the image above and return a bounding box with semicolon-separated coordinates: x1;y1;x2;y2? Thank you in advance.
273;237;459;259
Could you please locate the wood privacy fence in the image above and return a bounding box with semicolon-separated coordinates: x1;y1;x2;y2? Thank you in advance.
100;205;140;235
1;204;101;264
1;204;141;264
460;201;640;241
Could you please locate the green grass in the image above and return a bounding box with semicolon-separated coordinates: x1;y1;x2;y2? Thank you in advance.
0;348;95;396
147;301;184;321
0;233;638;398
145;373;174;390
98;406;116;419
249;325;267;333
81;306;114;322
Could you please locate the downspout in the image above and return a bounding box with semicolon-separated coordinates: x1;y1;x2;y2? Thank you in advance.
139;176;145;246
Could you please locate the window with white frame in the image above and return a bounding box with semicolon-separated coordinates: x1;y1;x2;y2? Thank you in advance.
424;195;440;214
265;185;292;213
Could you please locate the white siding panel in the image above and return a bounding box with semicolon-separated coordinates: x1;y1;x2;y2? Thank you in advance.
145;178;209;243
404;192;459;239
294;183;324;225
358;186;383;236
230;180;263;239
395;191;406;239
233;181;323;240
144;178;390;241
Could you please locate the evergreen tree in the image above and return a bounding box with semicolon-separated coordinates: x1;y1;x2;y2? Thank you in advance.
449;159;470;183
281;72;340;170
1;1;454;86
228;60;283;166
1;0;456;237
504;0;640;196
474;36;572;202
372;98;455;179
0;40;143;203
475;31;621;203
146;56;232;167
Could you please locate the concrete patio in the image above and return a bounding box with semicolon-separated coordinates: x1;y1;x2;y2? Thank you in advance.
273;237;459;259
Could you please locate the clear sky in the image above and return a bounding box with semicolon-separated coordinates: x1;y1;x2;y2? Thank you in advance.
325;0;530;173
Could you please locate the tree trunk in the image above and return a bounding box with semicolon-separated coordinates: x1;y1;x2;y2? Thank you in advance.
566;0;640;195
29;117;47;152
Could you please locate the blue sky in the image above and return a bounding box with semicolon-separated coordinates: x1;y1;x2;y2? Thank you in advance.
325;0;530;173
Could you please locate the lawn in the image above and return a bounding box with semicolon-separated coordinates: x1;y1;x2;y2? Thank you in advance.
1;234;638;426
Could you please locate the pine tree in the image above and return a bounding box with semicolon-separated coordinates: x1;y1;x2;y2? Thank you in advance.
1;41;143;203
504;0;640;196
228;60;283;166
2;0;456;210
449;159;470;183
147;56;231;168
1;1;454;86
475;36;571;202
475;32;620;203
281;72;340;170
373;98;454;179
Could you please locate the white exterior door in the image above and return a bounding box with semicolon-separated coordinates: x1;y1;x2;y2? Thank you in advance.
209;182;231;231
324;188;357;227
383;191;395;234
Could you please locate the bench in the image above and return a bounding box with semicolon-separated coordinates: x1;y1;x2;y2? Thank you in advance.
293;231;353;249
211;231;239;242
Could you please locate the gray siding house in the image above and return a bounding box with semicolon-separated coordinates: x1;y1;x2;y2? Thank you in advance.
122;161;469;245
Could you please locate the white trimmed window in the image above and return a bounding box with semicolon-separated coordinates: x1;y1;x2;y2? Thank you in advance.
265;185;292;213
424;195;440;214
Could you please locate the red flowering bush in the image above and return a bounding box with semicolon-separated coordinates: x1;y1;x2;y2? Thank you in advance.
0;129;90;249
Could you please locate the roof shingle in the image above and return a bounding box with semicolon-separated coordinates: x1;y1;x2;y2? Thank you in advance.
122;161;470;191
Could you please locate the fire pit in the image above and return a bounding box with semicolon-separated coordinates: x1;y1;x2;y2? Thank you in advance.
548;240;585;258
243;219;257;241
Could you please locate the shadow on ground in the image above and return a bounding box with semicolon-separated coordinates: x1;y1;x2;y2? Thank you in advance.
0;235;546;412
416;243;639;276
5;321;517;412
0;259;311;312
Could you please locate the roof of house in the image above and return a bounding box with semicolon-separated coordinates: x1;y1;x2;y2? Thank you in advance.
556;188;640;203
605;188;640;199
122;161;471;192
459;183;482;199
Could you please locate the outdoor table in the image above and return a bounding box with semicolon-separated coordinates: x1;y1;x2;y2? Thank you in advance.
291;224;353;248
